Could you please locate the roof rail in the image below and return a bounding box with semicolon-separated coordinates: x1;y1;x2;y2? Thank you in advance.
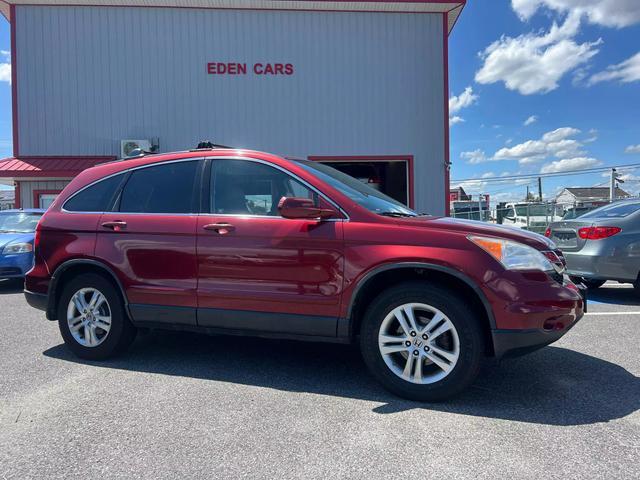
190;140;233;151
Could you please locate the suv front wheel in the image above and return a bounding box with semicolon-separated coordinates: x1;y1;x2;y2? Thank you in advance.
360;282;483;401
57;273;136;360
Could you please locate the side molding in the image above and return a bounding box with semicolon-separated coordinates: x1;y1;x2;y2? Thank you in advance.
47;259;129;320
344;262;497;335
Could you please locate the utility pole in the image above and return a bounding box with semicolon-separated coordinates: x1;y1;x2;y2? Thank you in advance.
610;168;617;202
526;185;530;201
538;177;542;201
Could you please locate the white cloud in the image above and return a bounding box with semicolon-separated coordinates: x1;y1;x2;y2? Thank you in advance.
541;127;580;143
460;149;487;164
584;129;598;143
456;172;531;198
512;0;640;29
625;144;640;154
448;86;477;126
449;86;478;114
449;116;464;126
0;50;10;84
589;51;640;85
540;156;601;173
524;115;538;126
494;127;585;165
475;12;601;95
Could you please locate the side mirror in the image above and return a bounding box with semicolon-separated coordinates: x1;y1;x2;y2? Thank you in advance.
278;197;336;220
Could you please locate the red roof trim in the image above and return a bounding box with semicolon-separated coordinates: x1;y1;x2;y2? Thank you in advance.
0;156;117;177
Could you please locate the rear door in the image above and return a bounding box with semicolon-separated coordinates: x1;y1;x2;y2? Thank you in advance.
96;159;203;325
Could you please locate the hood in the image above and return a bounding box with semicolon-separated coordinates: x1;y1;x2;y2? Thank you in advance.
399;216;555;250
0;232;34;250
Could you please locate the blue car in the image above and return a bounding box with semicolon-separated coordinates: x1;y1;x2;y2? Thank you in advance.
0;209;45;280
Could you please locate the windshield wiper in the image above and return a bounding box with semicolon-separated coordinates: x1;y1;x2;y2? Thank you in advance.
378;211;416;218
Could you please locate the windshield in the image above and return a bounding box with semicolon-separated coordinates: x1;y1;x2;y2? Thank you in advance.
0;212;42;233
294;160;417;216
580;201;640;219
514;205;551;216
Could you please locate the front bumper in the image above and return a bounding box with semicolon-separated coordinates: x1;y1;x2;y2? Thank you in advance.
0;253;34;279
489;274;585;359
492;313;582;359
24;289;48;312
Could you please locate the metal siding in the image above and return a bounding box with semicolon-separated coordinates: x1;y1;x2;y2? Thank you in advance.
19;180;69;208
15;6;445;213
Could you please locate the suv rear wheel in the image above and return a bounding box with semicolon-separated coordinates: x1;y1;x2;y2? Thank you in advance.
57;273;136;360
360;282;483;401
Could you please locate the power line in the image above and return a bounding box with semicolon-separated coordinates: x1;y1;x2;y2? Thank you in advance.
451;162;640;184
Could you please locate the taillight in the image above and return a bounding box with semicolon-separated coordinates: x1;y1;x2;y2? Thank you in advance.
577;226;621;240
544;227;551;238
34;224;41;251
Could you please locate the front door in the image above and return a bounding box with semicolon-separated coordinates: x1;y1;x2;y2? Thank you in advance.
196;158;345;337
96;159;202;325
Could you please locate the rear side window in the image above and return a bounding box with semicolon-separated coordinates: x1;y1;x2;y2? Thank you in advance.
581;201;640;219
64;174;124;212
119;161;199;214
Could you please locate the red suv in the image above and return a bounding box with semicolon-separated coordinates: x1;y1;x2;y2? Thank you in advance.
24;148;584;401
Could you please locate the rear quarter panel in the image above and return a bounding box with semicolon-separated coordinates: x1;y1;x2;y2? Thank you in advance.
25;211;101;293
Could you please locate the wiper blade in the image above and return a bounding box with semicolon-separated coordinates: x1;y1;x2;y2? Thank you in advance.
378;211;416;218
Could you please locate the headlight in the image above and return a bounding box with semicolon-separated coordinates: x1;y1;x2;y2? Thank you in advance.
2;242;33;254
468;235;554;271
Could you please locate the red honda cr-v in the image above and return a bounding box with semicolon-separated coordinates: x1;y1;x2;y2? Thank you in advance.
24;148;584;401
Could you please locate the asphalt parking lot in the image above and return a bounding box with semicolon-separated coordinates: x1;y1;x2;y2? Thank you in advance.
0;279;638;479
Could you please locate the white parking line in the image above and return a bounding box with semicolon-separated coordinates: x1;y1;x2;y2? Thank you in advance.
585;311;640;316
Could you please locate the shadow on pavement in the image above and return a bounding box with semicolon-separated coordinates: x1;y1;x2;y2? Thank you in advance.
588;285;640;306
43;330;639;426
0;278;24;294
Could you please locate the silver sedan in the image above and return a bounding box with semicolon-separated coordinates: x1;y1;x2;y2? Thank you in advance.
546;200;640;291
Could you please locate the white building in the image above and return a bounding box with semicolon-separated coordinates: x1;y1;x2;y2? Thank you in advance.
0;0;466;214
555;187;631;207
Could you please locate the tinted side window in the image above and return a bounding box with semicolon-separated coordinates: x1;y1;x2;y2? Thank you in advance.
64;174;124;212
212;160;315;216
120;161;199;214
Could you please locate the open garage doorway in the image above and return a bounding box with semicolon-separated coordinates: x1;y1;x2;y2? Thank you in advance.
308;156;414;208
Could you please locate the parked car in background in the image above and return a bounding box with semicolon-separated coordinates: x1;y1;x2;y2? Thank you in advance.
546;200;640;290
562;206;594;220
0;209;45;280
24;148;584;401
500;202;560;234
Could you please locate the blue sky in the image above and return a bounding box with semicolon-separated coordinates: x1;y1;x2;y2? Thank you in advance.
449;0;640;203
1;1;639;200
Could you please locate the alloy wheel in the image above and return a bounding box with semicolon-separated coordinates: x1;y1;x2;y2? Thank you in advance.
378;302;460;384
66;288;112;347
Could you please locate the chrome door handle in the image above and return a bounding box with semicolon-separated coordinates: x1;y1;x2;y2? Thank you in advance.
101;221;127;231
203;223;235;234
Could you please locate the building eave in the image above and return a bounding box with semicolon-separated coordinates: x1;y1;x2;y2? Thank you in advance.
0;1;466;33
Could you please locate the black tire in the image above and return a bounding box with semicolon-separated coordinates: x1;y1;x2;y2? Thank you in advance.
360;282;484;402
57;273;136;360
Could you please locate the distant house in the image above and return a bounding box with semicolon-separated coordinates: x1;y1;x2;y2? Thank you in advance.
449;186;471;202
555;187;631;206
0;190;15;210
